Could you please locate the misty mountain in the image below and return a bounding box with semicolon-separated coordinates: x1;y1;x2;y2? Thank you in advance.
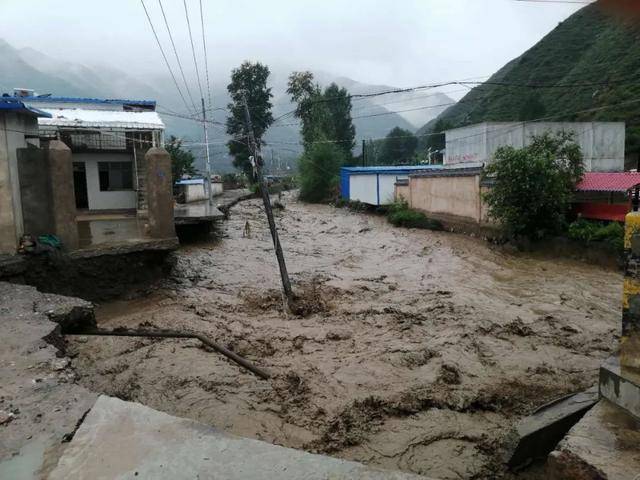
0;38;453;172
417;0;640;156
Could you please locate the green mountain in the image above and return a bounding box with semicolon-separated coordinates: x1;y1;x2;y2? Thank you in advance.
419;0;640;156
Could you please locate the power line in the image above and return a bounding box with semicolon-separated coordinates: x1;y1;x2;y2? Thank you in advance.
158;0;198;114
263;96;640;149
140;0;192;114
183;0;205;100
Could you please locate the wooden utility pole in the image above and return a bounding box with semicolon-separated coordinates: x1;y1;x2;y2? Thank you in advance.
240;91;294;307
362;139;366;167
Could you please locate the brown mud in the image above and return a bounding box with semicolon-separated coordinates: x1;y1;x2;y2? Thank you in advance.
67;192;621;479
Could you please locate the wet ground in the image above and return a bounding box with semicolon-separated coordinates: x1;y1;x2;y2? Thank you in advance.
68;192;622;479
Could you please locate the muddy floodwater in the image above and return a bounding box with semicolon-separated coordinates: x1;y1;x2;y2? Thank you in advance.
69;193;622;479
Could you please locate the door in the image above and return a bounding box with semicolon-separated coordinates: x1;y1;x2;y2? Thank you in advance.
73;162;88;209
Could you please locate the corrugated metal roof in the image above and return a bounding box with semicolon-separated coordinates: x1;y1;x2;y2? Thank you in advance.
341;165;441;175
575;172;640;192
176;178;205;185
410;166;484;178
38;108;164;130
17;96;156;106
0;98;52;118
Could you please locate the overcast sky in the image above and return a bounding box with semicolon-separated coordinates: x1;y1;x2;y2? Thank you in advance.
1;0;589;95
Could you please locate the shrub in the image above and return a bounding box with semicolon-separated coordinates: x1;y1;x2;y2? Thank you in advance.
298;143;345;203
567;219;624;252
386;201;442;230
483;132;584;240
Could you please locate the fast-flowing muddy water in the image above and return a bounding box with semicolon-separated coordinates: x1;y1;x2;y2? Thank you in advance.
69;193;622;479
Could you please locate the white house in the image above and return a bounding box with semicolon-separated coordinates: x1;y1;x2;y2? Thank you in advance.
18;93;165;212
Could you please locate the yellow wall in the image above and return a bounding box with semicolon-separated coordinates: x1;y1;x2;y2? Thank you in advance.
408;175;484;223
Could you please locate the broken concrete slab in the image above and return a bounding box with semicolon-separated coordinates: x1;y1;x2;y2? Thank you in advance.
49;395;431;480
599;354;640;420
0;282;97;479
547;399;640;480
506;386;599;469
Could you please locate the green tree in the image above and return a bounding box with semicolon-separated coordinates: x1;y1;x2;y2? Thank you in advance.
483;132;584;239
298;142;345;203
378;127;418;165
287;71;326;147
226;61;274;178
165;135;196;183
321;83;355;162
287;73;355;160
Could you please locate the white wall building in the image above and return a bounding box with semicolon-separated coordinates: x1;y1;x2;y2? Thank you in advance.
19;95;165;212
444;122;626;172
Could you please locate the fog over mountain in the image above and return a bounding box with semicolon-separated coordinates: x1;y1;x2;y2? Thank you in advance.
0;38;455;171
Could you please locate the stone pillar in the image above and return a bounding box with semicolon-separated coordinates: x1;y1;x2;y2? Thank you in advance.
598;210;640;420
47;140;79;250
144;147;175;239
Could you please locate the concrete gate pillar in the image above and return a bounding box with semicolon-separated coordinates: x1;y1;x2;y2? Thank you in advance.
599;210;640;419
144;147;175;239
47;140;78;250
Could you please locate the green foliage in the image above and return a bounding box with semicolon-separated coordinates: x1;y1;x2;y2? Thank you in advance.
288;71;356;161
483;132;584;239
298;142;345;203
386;200;443;230
378;127;418;165
421;3;640;156
165;135;196;183
226;61;274;178
567;219;624;252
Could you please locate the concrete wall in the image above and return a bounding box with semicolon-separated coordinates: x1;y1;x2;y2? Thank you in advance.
74;152;136;210
17;147;52;236
0;112;40;254
445;122;626;172
409;174;486;223
145;147;175;239
395;184;410;203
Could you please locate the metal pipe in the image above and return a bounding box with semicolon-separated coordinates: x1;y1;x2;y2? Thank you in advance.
68;328;271;380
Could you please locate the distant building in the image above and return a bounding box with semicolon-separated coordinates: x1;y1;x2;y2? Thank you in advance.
17;93;165;212
340;165;441;206
444;122;626;172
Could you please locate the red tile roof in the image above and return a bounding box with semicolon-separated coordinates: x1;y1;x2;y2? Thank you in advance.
575;172;640;192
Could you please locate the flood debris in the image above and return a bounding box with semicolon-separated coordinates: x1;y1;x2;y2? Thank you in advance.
67;194;622;479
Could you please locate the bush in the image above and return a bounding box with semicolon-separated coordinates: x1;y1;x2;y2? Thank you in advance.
567;219;624;252
483;132;584;240
298;143;344;203
386;201;442;230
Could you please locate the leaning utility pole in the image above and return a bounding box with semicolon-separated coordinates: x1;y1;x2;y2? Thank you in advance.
240;91;294;307
201;97;213;204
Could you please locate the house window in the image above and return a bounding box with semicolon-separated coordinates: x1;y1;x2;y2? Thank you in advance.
98;162;133;191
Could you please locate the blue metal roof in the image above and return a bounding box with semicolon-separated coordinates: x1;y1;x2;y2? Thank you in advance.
15;96;156;107
0;98;52;118
175;178;205;185
340;165;442;175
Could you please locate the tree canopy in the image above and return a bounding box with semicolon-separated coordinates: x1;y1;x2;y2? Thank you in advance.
165;135;196;183
226;61;274;178
483;132;584;239
378;127;418;165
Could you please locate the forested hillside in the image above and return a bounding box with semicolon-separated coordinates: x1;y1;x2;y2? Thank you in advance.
419;1;640;156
